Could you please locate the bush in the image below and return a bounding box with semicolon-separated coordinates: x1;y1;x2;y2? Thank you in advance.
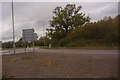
66;38;86;47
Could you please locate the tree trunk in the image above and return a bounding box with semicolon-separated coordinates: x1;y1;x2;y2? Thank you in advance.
66;29;68;33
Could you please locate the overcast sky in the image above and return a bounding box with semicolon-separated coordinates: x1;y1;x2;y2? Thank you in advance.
1;1;119;42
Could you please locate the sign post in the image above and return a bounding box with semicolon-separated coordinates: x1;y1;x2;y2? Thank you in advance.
33;41;34;52
24;42;26;53
22;29;38;53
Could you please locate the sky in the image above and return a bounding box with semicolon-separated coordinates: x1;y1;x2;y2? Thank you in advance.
1;1;119;42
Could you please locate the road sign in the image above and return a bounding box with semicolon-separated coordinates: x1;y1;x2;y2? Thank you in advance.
22;29;38;42
22;29;38;52
34;33;38;41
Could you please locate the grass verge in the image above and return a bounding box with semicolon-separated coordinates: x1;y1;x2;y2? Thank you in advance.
38;46;118;50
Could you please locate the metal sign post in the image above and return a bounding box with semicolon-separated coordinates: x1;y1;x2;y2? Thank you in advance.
32;31;34;52
32;30;34;52
24;42;26;53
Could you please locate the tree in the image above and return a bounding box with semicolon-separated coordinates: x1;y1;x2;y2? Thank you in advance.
15;38;24;47
47;4;90;38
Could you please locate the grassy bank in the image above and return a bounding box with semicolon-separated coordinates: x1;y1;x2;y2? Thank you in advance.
38;46;118;50
2;46;118;50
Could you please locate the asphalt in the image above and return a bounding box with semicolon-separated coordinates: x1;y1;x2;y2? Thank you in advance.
2;48;118;55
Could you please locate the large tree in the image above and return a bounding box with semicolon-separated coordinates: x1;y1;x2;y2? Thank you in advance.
47;4;90;36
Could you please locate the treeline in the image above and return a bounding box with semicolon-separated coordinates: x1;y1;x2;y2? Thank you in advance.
2;15;119;48
49;16;119;47
2;37;49;48
2;38;32;48
2;4;119;48
2;41;13;48
45;4;119;47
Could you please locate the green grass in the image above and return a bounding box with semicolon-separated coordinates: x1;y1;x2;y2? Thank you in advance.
2;47;25;50
2;74;7;79
2;65;15;79
22;55;32;60
2;74;15;79
38;46;118;50
3;45;118;50
108;75;117;78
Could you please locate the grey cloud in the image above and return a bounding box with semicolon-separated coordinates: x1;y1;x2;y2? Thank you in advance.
1;2;118;42
118;1;120;14
80;2;118;21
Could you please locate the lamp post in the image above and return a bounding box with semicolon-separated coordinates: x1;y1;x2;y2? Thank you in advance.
11;0;16;54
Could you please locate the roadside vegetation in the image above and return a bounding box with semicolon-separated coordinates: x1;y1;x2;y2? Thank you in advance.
2;65;15;79
2;4;119;49
22;55;32;60
38;46;118;50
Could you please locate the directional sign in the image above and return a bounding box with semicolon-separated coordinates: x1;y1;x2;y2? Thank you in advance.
22;29;38;42
23;29;34;33
34;33;38;41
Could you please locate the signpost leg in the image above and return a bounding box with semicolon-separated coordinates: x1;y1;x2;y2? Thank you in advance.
25;46;26;53
33;41;34;52
24;42;26;53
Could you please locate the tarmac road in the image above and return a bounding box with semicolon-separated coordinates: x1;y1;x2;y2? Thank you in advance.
2;48;118;55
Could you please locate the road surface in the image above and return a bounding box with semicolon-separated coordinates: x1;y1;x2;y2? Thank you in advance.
2;48;118;55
